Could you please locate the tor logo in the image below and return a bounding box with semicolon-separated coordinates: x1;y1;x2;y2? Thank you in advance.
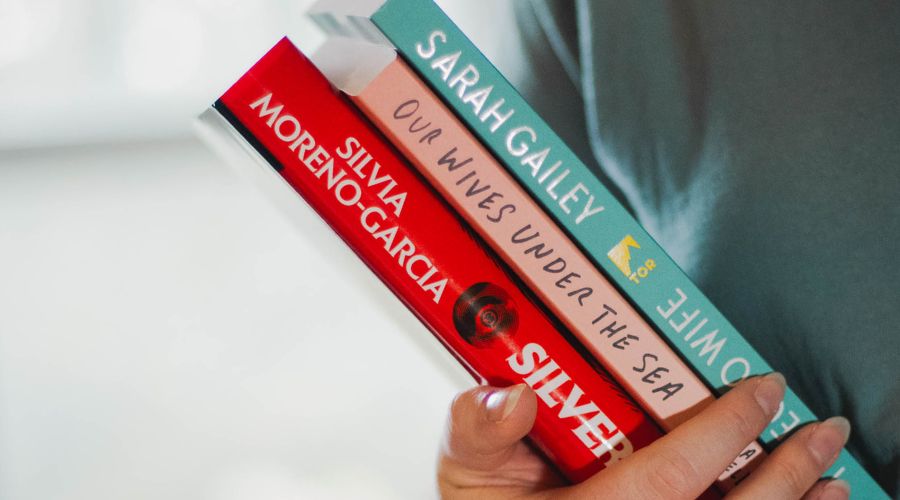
608;234;656;285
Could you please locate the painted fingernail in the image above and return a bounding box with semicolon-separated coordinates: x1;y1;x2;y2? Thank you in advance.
808;417;851;465
818;479;850;500
485;384;526;422
754;372;786;415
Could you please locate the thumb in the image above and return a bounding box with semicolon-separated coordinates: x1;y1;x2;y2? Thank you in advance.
441;383;537;471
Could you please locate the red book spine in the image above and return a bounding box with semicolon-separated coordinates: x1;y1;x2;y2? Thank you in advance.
213;37;661;482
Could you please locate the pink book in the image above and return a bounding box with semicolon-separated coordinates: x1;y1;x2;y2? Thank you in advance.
311;38;765;488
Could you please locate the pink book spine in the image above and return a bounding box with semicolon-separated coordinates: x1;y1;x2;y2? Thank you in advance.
346;56;765;488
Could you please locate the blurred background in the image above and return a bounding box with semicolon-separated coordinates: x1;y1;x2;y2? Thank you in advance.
0;0;529;498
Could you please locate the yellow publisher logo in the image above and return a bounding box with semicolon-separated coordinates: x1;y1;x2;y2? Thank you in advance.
608;235;656;284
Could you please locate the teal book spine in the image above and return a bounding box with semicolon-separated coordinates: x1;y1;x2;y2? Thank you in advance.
318;0;887;496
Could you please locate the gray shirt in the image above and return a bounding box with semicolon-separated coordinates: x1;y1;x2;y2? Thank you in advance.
504;0;899;494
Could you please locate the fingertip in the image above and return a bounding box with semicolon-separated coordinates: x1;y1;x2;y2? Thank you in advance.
823;416;851;441
485;383;528;422
766;371;787;388
504;383;538;426
484;384;538;442
728;418;853;499
807;417;851;467
804;479;850;500
752;372;787;417
822;479;851;500
444;384;538;469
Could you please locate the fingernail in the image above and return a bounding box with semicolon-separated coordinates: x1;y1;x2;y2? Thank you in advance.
485;384;526;422
818;479;850;500
754;372;786;416
808;417;851;465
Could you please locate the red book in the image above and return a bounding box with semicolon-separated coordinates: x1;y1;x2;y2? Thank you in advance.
204;37;661;482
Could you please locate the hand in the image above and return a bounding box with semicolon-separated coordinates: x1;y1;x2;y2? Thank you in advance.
437;373;851;499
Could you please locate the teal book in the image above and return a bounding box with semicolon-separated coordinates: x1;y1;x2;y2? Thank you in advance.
308;0;888;496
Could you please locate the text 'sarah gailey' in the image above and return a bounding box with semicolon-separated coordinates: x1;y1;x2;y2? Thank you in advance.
416;30;604;226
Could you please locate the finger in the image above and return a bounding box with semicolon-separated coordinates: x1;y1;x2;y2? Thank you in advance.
801;479;851;500
440;383;537;471
576;373;786;500
728;417;851;499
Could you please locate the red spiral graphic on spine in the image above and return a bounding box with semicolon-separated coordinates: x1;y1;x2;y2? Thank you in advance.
452;282;518;347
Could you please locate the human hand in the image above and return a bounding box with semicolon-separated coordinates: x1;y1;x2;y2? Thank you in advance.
437;373;851;499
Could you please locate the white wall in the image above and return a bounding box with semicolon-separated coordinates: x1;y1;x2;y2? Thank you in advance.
0;0;525;498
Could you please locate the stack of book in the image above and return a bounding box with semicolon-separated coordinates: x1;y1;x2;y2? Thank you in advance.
196;0;886;497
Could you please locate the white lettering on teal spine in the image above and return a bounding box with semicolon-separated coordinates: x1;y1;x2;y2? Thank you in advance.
658;288;737;379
